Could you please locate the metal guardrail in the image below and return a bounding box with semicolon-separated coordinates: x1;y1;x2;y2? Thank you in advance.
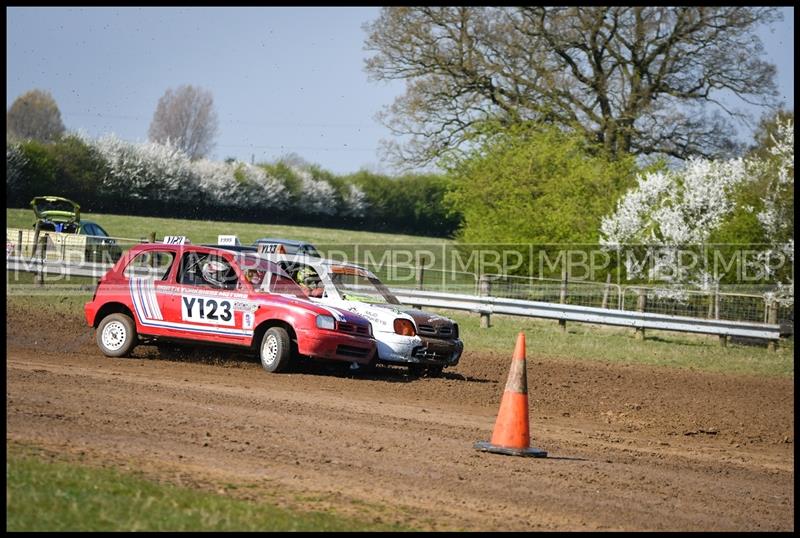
6;256;781;342
389;288;781;341
6;256;114;278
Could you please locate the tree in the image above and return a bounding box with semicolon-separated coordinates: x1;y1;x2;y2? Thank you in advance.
364;7;782;166
447;122;639;246
711;110;795;246
148;85;219;160
600;117;793;301
6;89;66;142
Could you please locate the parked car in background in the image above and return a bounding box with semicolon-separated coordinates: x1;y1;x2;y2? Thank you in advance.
78;219;122;263
25;196;122;262
85;241;377;373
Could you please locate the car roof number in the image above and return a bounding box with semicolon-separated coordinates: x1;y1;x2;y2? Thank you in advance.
257;243;286;254
163;235;189;245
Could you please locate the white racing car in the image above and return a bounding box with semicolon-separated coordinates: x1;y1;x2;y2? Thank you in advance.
262;254;463;376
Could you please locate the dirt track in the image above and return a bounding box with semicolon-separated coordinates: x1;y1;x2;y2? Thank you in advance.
5;303;795;531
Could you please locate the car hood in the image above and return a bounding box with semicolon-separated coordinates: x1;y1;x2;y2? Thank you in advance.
390;307;457;336
31;196;81;223
320;299;455;336
257;293;371;326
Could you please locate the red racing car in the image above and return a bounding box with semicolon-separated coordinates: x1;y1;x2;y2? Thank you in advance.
84;241;376;373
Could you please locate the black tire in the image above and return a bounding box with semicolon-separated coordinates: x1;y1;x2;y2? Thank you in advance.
408;363;425;377
96;313;138;357
426;365;444;378
259;327;292;373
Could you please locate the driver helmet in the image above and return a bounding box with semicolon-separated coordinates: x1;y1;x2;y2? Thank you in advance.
296;266;320;287
201;259;230;287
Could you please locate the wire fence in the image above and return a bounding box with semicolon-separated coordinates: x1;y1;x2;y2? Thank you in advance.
467;272;792;332
6;230;793;333
618;286;793;328
363;262;479;295
482;273;622;309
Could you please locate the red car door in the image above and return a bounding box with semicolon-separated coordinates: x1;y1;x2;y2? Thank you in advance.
168;249;251;345
124;247;180;339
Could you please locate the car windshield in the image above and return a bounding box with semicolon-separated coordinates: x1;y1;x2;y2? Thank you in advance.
327;265;400;304
82;222;109;237
91;223;109;237
235;253;306;298
301;244;321;257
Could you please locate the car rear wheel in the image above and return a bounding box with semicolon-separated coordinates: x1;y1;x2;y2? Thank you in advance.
96;313;137;357
260;327;292;373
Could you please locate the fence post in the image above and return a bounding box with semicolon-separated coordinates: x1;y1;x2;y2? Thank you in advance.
16;229;23;257
715;285;728;347
148;232;156;244
416;263;425;291
478;274;491;329
707;289;715;318
767;300;779;352
35;235;47;287
559;265;568;332
635;288;647;340
601;273;612;309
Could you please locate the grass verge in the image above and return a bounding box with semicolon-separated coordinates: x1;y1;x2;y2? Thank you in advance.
446;310;793;378
6;442;410;532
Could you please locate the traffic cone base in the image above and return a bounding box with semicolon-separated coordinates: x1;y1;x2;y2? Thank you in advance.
474;441;547;457
475;331;547;458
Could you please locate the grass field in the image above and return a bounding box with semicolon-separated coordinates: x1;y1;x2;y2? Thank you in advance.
6;207;448;247
6;442;409;532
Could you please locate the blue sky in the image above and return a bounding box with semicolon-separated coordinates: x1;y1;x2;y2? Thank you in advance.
6;6;795;175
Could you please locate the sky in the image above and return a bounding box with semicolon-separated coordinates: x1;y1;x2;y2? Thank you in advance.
6;6;795;175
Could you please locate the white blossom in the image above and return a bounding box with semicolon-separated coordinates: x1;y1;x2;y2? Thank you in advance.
601;157;747;248
339;183;369;217
600;120;793;306
6;142;29;196
194;159;290;209
293;166;338;216
90;134;195;201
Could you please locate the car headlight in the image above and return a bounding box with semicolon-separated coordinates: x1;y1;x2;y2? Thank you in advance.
316;314;336;330
452;323;459;339
393;318;416;337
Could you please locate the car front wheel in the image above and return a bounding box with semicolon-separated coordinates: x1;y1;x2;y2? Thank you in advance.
260;327;292;373
96;313;138;357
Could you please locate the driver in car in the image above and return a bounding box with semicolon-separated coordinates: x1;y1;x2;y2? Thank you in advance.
245;269;265;288
296;266;324;298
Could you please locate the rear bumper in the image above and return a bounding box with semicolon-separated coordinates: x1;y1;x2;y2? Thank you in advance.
296;328;376;364
84;301;98;327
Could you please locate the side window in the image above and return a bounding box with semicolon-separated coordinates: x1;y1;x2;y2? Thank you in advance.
179;252;237;289
124;251;175;280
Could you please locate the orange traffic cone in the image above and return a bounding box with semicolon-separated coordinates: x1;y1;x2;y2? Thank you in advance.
474;332;547;457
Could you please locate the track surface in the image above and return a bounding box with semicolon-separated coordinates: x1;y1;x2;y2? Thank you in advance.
5;304;794;531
